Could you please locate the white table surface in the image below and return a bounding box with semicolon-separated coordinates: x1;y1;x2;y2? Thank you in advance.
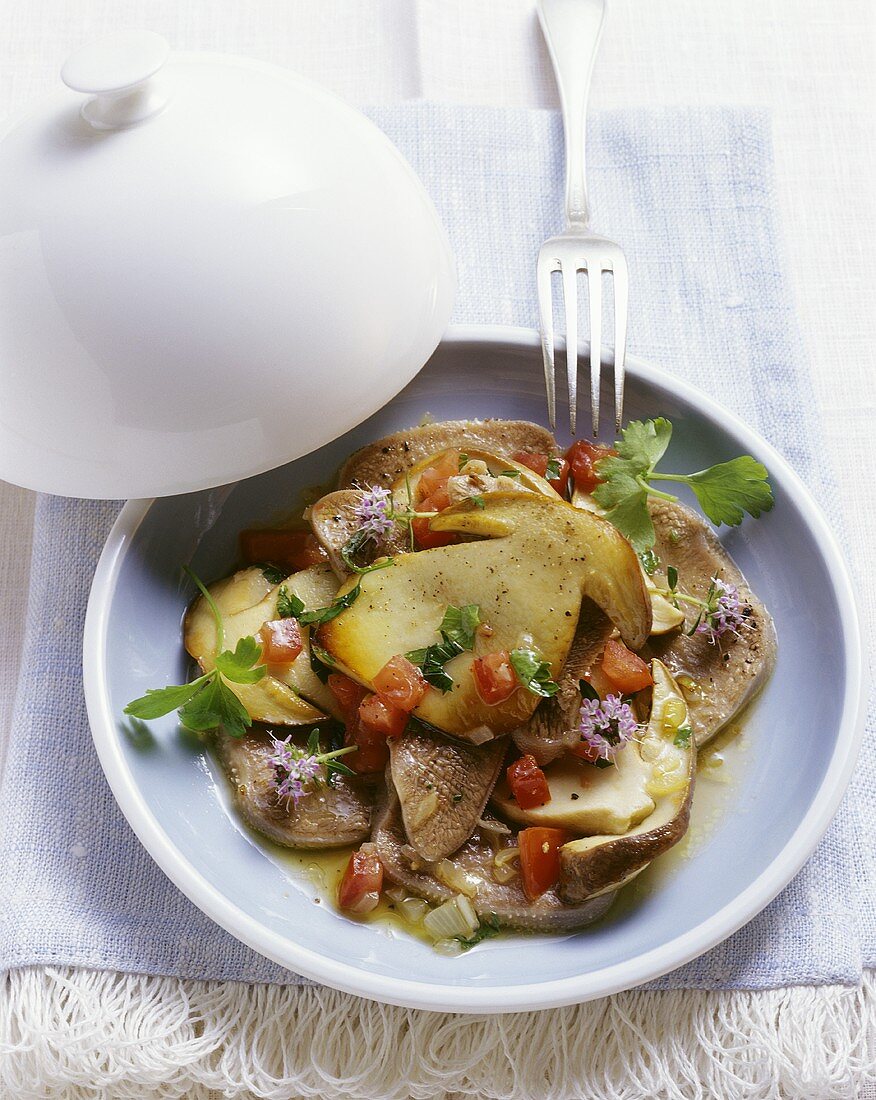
1;0;873;1090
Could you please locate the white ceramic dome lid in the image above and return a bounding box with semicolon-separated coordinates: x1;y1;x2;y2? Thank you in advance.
0;33;456;499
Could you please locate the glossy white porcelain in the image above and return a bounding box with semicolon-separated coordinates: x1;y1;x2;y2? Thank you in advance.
0;40;455;498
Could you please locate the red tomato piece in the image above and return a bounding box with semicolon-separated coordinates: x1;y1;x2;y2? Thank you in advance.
240;528;327;572
511;451;570;497
257;618;303;665
373;655;428;712
519;827;567;900
337;846;384;914
344;722;389;775
358;693;408;740
600;639;654;694
327;673;368;720
473;651;518;705
565;439;617;495
417;450;461;501
507;755;551;809
411;497;459;550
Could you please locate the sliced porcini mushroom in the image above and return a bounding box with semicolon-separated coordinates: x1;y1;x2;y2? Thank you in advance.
215;728;371;848
372;781;615;933
389;728;507;861
317;493;651;743
338;419;558;490
184;564;342;724
559;660;695;904
511;599;614;765
390;448;561;512
307;489;409;580
491;745;656;835
642;499;777;746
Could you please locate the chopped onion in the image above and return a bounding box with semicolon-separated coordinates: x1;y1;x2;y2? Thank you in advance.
432;937;465;957
467;725;494;745
435;859;480;898
492;847;520;883
423;895;479;940
345;890;380;915
408;790;439;828
477;818;511;836
385;885;407;905
399;896;430;925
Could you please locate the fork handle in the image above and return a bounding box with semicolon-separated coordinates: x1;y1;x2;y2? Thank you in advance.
537;0;605;230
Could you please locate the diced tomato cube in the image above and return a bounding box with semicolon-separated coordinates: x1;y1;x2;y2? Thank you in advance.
417;450;460;501
518;827;567;900
473;651;518;705
344;722;389;774
512;451;570;497
565;439;617;495
337;846;384;914
373;655;428;712
327;673;368;720
507;755;551;809
257;618;303;664
358;693;408;740
411;498;459;550
600;639;654;694
240;528;327;572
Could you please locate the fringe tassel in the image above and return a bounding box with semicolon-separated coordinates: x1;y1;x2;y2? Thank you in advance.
1;967;874;1099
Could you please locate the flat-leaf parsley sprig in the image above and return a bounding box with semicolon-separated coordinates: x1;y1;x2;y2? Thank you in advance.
124;566;265;738
267;728;356;806
592;418;773;552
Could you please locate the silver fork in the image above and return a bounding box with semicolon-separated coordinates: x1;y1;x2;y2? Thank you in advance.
536;0;628;436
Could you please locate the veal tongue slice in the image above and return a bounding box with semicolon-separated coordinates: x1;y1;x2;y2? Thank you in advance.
316;493;651;744
389;728;507;862
372;781;615;933
337;419;558;490
641;499;778;747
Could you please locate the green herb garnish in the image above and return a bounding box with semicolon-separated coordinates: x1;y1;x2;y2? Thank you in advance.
510;648;559;698
260;564;286;584
339;527;397;575
639;549;661;576
456;913;501;949
124;567;264;738
592;418;774;552
673;725;693;748
545;455;562;481
406;603;481;693
439;604;481;650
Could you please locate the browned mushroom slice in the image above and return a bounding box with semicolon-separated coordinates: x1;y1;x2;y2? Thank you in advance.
559;661;695;904
372;782;615;933
642;499;777;747
215;729;371;849
389;729;507;862
512;599;614;765
308;489;409;580
338;419;558;490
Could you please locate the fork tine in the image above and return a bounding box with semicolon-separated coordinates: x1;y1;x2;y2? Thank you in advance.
537;259;557;429
612;253;629;431
561;262;579;434
588;263;602;437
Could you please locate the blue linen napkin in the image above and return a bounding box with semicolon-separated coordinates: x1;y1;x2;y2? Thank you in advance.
0;105;872;989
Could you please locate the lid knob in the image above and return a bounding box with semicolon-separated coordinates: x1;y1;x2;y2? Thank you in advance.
61;31;171;130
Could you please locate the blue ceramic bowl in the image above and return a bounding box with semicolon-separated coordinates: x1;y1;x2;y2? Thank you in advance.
83;326;865;1011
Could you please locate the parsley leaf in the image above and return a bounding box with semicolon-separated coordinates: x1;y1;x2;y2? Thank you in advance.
296;583;362;626
470;495;486;509
260;564;286;585
510;648;559;697
339;529;397;575
124;678;208;720
439;604;481;650
639;549;661;576
178;675;252;738
309;642;336;683
686;456;775;527
498;469;521;479
214;637;267;684
276;584;305;619
406;637;462;693
592;418;774;552
673;725;693;748
545;456;562;481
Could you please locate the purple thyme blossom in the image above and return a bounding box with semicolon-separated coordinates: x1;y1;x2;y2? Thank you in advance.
578;694;639;761
266;735;324;806
355;485;394;541
695;577;746;645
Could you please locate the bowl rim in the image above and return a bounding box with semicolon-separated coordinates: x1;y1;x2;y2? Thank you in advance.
82;323;867;1013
